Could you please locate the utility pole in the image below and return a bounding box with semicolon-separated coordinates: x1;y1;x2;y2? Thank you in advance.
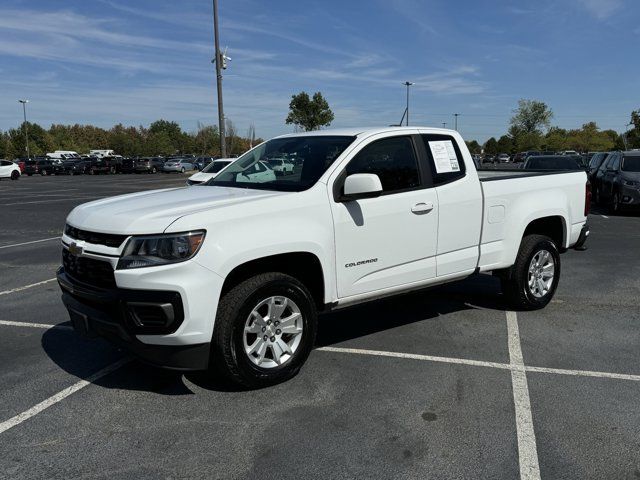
18;100;30;159
403;81;413;126
454;113;460;131
212;0;226;157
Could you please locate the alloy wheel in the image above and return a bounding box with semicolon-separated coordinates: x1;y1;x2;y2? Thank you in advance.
242;296;303;368
527;250;555;298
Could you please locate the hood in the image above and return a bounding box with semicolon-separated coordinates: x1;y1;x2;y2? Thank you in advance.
67;186;284;234
621;171;640;181
188;171;217;182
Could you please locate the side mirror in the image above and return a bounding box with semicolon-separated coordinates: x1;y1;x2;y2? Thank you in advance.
341;173;383;201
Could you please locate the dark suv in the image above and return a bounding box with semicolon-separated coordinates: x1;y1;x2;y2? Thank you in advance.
135;157;165;173
120;157;138;173
595;151;640;212
24;158;55;176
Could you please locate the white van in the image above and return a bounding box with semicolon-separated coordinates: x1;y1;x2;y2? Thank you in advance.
90;150;115;158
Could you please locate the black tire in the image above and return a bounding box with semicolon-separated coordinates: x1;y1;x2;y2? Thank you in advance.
151;167;157;174
41;170;47;176
500;234;561;310
212;272;317;388
180;167;185;173
27;173;33;176
11;170;20;180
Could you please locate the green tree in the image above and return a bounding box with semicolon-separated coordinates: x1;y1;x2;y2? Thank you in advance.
465;140;481;154
510;99;553;134
484;137;498;155
286;91;334;131
496;135;513;154
8;122;53;157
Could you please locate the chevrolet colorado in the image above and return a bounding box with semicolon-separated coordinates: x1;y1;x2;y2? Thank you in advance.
57;127;590;387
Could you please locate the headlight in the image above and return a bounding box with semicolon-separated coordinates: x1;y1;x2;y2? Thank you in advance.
117;231;205;269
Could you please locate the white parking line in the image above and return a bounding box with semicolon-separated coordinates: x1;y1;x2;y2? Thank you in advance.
506;311;541;480
0;237;59;249
318;346;640;382
4;196;102;206
0;358;130;435
0;320;72;330
317;346;511;371
0;278;57;296
601;215;609;219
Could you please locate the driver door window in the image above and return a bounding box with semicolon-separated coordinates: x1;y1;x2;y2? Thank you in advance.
345;136;421;193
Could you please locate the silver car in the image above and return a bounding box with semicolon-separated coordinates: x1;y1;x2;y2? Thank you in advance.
162;158;195;173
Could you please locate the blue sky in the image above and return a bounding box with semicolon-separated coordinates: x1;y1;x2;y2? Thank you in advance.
0;0;638;142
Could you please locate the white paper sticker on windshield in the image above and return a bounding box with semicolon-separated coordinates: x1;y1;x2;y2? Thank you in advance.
429;140;460;173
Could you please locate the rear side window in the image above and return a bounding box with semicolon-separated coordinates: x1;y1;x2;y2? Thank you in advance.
421;134;466;185
600;154;614;171
345;136;421;193
611;154;621;170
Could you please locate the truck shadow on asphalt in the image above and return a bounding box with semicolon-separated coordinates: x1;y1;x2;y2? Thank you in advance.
41;274;506;394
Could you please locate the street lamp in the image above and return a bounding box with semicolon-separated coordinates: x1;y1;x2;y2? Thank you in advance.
442;122;447;128
403;81;413;126
18;99;30;159
453;113;460;131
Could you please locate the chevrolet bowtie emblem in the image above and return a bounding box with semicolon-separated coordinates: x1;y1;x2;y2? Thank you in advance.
69;242;84;256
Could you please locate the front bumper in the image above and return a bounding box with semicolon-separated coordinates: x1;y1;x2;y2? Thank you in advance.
620;185;640;206
57;268;210;370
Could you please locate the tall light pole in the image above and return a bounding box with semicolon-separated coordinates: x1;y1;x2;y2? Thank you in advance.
442;122;447;128
454;113;460;131
212;0;226;157
403;81;413;126
18;100;30;159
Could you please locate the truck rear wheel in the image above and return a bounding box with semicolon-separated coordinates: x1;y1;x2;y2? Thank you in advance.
212;272;317;388
501;234;560;310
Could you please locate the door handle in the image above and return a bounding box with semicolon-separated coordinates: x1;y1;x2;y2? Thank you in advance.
411;202;434;214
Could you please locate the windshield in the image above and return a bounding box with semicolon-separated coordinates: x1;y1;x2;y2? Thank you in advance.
203;161;231;173
526;156;582;170
209;135;356;191
622;156;640;172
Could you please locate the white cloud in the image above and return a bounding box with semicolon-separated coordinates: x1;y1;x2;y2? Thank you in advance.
575;0;622;20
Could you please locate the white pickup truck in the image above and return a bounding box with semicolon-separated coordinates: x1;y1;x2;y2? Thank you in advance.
57;127;590;387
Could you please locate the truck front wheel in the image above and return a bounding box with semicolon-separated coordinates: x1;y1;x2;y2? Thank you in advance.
501;234;560;310
212;272;318;388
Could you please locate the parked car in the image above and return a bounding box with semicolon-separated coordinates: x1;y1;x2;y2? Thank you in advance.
587;152;609;183
186;159;234;185
87;157;111;174
102;156;123;174
59;159;85;175
162;158;195;173
24;158;56;176
191;157;216;171
71;159;92;175
135;157;165;174
593;152;616;204
0;160;21;180
512;151;541;163
482;154;495;164
496;153;510;163
120;157;137;174
58;127;590;388
594;151;640;212
267;157;295;174
522;155;584;171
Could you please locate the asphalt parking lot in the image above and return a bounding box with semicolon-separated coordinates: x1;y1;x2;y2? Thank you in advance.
1;174;639;479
